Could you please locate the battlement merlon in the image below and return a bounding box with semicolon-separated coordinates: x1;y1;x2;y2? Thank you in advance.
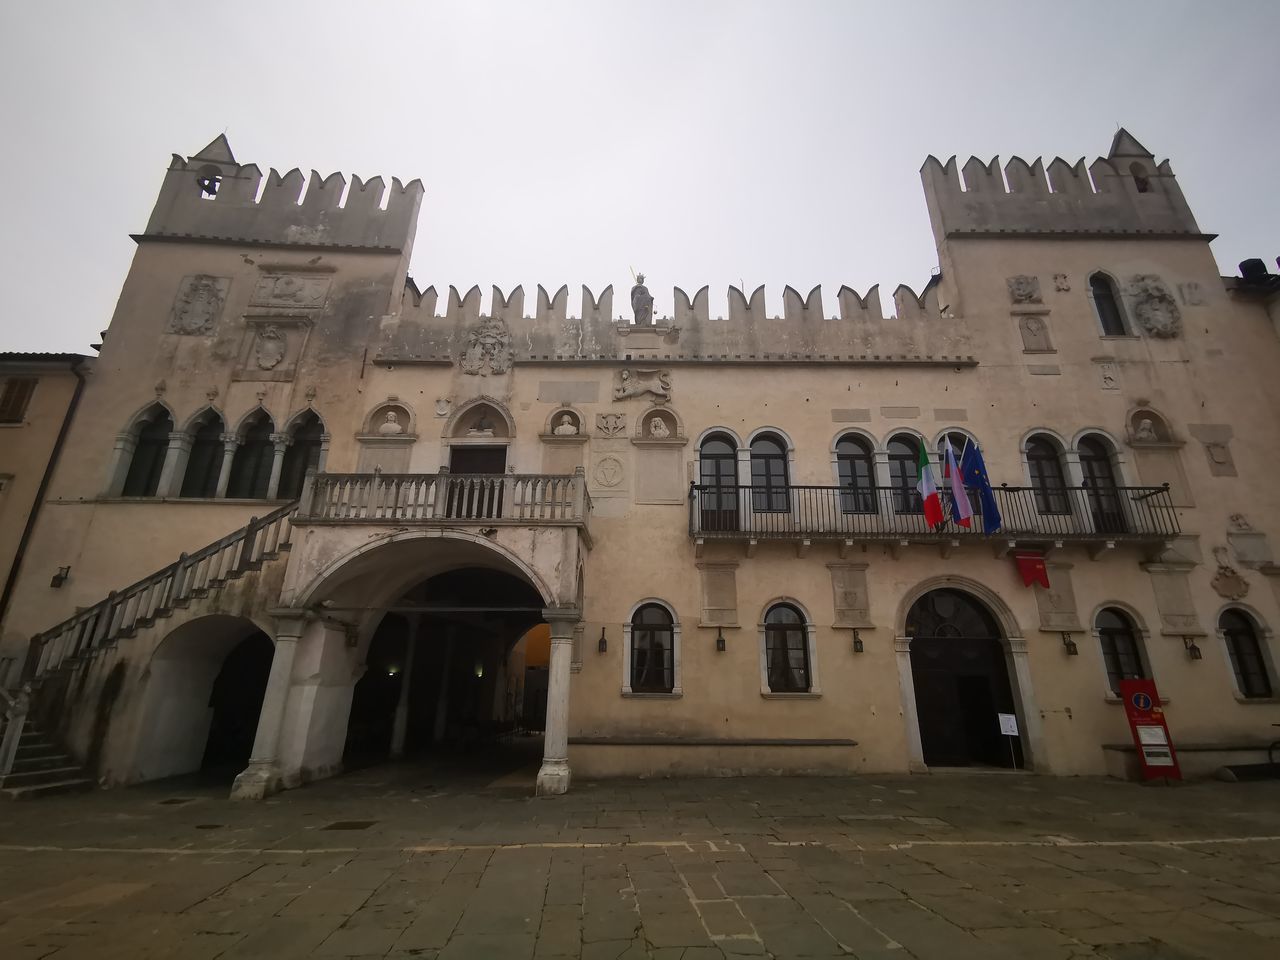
141;135;425;253
920;129;1207;247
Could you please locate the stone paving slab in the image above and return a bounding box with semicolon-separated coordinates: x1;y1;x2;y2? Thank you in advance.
1;772;1280;957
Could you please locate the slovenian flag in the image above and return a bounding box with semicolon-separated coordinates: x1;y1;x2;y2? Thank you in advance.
916;445;945;528
943;437;973;528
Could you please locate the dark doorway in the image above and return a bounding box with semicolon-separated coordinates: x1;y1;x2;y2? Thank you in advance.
447;447;508;519
201;631;273;776
907;589;1023;768
449;446;507;474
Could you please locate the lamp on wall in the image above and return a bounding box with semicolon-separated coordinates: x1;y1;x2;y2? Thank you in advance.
1182;636;1203;661
49;566;70;589
1060;632;1079;656
597;627;607;653
716;627;726;652
851;629;864;654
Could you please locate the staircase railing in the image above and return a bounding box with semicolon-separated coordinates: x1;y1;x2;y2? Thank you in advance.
22;501;298;685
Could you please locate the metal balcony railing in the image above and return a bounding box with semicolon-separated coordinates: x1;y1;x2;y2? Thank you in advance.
299;471;591;527
688;483;1178;541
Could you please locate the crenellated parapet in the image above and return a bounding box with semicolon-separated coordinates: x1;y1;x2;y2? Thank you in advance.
921;129;1203;245
381;278;968;365
142;135;423;251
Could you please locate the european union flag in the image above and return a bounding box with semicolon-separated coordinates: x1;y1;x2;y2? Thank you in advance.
959;440;1002;534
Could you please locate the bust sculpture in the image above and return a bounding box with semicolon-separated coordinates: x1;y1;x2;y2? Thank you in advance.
1134;418;1158;442
377;410;405;435
648;416;670;439
468;412;495;437
553;414;579;436
631;273;654;325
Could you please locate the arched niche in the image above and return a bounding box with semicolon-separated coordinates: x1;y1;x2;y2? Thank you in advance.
363;399;416;438
445;397;514;441
1127;407;1176;445
632;404;686;446
1126;407;1192;506
541;406;586;440
357;399;417;474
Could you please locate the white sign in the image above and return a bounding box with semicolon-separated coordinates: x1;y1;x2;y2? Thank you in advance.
997;712;1019;737
1136;724;1169;746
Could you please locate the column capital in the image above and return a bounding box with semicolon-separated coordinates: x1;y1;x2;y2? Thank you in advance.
268;607;313;641
167;433;194;452
542;607;581;636
270;433;290;446
220;433;242;447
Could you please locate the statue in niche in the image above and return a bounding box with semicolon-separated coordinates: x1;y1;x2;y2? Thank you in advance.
1228;513;1253;532
615;368;672;402
1006;274;1042;304
254;324;286;370
631;273;654;325
648;416;671;439
468;411;495;437
1133;418;1159;442
170;274;228;335
460;315;513;375
1129;275;1182;338
553;414;580;436
377;410;405;436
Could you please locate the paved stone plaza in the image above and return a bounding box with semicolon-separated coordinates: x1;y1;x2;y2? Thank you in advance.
2;763;1280;959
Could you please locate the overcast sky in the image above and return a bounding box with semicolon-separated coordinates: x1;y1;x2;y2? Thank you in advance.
2;1;1277;354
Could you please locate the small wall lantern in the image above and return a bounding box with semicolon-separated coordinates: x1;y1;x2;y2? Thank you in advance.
1061;632;1079;656
716;627;726;652
1182;636;1203;660
851;629;864;654
597;627;607;653
50;566;70;589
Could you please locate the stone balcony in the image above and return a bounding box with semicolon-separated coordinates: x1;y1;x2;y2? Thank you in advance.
689;483;1179;558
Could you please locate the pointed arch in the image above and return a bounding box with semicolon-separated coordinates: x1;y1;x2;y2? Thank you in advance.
1087;271;1130;336
443;395;515;440
179;407;226;499
227;407;276;499
180;404;225;433
279;409;326;500
120;401;175;497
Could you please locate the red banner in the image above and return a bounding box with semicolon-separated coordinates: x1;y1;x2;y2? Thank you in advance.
1118;678;1181;780
1013;551;1049;588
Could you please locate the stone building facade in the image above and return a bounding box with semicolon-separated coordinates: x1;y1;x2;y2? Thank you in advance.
3;131;1280;797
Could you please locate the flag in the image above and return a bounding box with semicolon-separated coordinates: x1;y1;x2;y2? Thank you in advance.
943;437;972;528
1014;551;1050;588
959;440;1002;534
916;444;945;528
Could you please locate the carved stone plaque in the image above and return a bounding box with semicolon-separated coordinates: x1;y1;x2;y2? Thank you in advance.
596;412;626;437
1033;562;1083;632
1018;315;1054;353
233;317;310;382
250;275;330;309
1006;275;1042;304
1144;564;1205;636
697;562;739;627
828;563;872;628
1129;275;1182;339
169;275;229;335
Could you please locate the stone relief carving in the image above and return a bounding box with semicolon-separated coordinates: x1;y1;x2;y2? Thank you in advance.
1229;513;1253;532
1129;275;1182;338
596;413;626;437
1133;418;1159;443
553;413;580;436
1097;360;1119;391
250;275;329;308
1204;441;1236;476
647;416;671;439
1018;315;1053;353
1211;546;1249;600
1006;274;1042;304
1179;281;1205;306
630;273;653;325
169;274;229;335
615;368;672;402
435;398;451;417
254;324;286;370
594;456;624;487
460;315;513;375
1053;273;1070;292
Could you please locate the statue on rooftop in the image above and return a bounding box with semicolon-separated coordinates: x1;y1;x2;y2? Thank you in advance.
631;273;653;326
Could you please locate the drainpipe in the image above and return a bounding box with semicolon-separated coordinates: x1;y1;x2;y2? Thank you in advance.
0;359;88;632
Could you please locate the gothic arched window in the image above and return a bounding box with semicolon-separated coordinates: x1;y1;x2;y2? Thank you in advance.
179;411;225;498
278;411;324;500
1090;272;1129;336
227;411;275;499
122;406;173;497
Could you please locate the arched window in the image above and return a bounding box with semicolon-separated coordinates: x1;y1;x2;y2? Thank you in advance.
227;411;274;499
698;433;739;532
1089;272;1129;336
122;406;173;497
1097;607;1146;695
1078;436;1126;533
278;411;324;500
836;434;875;514
1130;162;1151;194
1025;435;1069;515
629;603;675;694
1221;610;1272;699
750;433;790;513
887;435;922;515
179;411;225;498
764;603;810;693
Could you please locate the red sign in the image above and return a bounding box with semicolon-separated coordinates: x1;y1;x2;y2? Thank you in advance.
1118;678;1181;780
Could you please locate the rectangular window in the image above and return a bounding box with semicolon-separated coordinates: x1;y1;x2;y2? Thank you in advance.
0;378;37;423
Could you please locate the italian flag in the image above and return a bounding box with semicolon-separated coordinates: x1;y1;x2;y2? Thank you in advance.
917;445;945;528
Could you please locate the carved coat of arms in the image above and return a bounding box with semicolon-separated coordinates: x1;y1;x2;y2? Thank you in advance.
460;316;513;376
170;275;229;335
254;325;287;370
1006;275;1042;304
1129;275;1182;338
597;413;626;437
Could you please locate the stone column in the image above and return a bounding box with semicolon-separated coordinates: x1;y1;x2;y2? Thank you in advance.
215;434;240;498
266;433;289;500
894;636;927;772
230;612;307;801
104;432;138;497
156;433;192;498
537;607;580;796
1006;637;1051;773
390;615;420;759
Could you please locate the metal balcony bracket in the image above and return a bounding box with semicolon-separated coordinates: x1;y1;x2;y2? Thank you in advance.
796;539;811;559
1087;540;1117;561
745;538;759;559
694;537;705;559
993;539;1018;560
939;539;960;560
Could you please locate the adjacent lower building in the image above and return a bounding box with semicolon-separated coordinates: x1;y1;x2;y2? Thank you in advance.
2;129;1279;797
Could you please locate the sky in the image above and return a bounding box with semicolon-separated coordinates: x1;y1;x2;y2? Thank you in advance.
1;0;1277;353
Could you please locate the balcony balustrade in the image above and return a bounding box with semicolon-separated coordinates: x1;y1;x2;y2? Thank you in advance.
689;483;1178;550
298;471;591;531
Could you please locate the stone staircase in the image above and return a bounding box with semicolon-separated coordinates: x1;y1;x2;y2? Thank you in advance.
0;502;298;797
